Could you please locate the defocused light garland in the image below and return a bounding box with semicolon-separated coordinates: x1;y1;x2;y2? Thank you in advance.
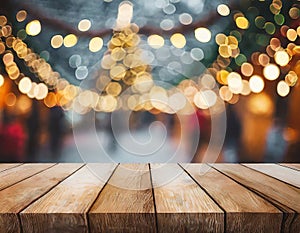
0;0;299;114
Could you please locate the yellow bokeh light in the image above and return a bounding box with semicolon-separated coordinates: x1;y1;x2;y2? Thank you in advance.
286;29;297;42
89;37;103;52
217;4;230;16
170;33;186;48
277;80;290;97
249;75;264;93
18;77;32;94
63;34;78;47
263;64;280;80
0;74;4;87
78;19;91;32
219;44;232;58
26;20;41;36
215;33;227;45
195;27;211;43
147;34;164;49
274;50;290;66
236;17;249;29
51;35;63;49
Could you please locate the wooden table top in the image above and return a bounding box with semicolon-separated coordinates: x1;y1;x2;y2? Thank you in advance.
0;163;299;233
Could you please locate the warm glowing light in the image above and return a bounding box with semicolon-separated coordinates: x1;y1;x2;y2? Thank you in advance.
44;92;57;108
18;77;32;94
219;86;233;101
241;80;251;95
285;71;298;87
89;37;103;52
227;72;243;94
249;75;264;93
219;45;232;58
277;81;290;97
78;19;91;32
194;90;217;109
34;83;48;100
147;35;164;49
274;50;289;66
235;17;249;29
26;20;41;36
195;27;211;43
286;29;297;42
170;33;186;48
215;33;226;45
0;15;7;26
217;4;230;16
106;82;122;96
63;34;78;47
263;64;280;80
241;62;254;77
51;35;63;49
0;74;4;87
16;10;27;22
116;1;133;29
5;93;16;106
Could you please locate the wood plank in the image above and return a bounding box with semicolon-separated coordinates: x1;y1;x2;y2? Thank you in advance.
20;164;117;233
211;164;300;233
0;163;82;233
89;164;156;233
0;163;55;191
243;163;300;188
280;163;300;171
150;163;223;233
182;163;282;233
0;163;21;172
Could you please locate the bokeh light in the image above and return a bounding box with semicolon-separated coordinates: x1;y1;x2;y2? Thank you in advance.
217;4;230;16
78;19;91;32
249;75;264;93
195;27;211;43
89;37;103;52
26;20;41;36
263;64;280;80
63;34;78;47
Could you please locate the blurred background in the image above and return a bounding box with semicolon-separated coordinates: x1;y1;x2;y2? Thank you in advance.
0;0;299;163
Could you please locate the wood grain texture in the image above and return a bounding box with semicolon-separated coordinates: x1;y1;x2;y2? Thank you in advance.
21;163;116;233
0;163;82;233
243;163;300;188
151;163;223;233
0;163;55;191
0;163;21;172
211;163;300;233
182;163;282;233
89;164;156;233
280;163;300;171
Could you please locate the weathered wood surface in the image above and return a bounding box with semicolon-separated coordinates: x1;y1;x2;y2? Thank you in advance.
89;164;156;233
0;163;298;233
151;163;223;233
211;163;300;233
280;163;300;171
243;163;300;188
182;163;282;233
0;163;21;172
